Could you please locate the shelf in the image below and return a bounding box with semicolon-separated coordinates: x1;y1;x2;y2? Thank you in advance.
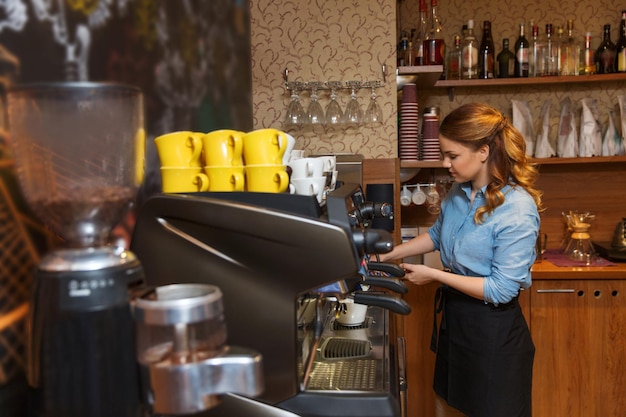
400;155;626;169
397;67;626;99
400;160;444;169
531;155;626;165
434;73;626;88
397;65;443;89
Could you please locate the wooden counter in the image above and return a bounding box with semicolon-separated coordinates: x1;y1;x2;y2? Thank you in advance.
531;258;626;279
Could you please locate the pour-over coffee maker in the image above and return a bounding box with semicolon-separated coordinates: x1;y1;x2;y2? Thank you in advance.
562;211;596;264
7;82;145;417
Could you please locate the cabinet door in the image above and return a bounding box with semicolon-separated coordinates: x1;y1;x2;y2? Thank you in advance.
403;282;439;417
530;280;626;417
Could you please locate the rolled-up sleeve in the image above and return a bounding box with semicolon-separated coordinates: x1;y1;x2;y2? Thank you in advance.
483;197;539;304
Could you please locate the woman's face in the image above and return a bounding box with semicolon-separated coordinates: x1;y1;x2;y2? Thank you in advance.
439;135;490;187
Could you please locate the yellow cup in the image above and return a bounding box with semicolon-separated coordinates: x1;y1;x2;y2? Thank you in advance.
202;129;244;167
245;165;289;193
154;131;203;167
204;166;245;192
161;167;209;193
243;129;288;165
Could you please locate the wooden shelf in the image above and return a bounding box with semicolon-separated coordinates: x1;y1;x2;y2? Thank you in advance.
434;72;626;88
400;160;444;169
400;155;626;169
531;155;626;165
397;65;443;89
397;66;626;97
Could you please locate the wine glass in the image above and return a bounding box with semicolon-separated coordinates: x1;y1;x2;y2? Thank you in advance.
306;82;325;126
343;81;363;125
285;81;306;126
364;81;383;125
324;81;343;126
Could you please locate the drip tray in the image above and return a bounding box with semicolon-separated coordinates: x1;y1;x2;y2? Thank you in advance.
320;337;371;360
306;359;379;391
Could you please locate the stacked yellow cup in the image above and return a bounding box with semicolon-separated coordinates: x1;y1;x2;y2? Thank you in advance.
201;130;245;191
243;128;289;193
155;131;208;193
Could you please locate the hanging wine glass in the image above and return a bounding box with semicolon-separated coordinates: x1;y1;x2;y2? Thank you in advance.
285;81;306;126
324;81;343;126
306;82;325;126
364;81;383;125
343;81;363;125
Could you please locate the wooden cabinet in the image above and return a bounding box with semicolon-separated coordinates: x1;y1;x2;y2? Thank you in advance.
530;279;626;417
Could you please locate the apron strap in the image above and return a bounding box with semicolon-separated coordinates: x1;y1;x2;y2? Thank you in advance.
430;285;446;353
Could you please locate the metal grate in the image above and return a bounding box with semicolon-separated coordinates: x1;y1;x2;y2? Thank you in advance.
320;337;371;360
306;359;378;391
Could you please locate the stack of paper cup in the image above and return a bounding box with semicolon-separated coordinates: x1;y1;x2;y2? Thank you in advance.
399;83;419;161
421;107;441;161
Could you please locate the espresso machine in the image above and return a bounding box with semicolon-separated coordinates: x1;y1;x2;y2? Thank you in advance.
131;183;411;417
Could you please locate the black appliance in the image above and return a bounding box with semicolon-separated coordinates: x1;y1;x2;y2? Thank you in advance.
130;183;410;417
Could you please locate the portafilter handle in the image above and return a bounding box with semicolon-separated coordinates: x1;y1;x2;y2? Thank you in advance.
353;291;411;315
362;276;408;294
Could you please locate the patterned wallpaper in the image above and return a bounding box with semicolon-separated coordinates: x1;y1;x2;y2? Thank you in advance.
251;0;626;159
249;0;398;159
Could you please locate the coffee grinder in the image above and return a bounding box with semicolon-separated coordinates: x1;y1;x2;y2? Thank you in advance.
6;83;145;417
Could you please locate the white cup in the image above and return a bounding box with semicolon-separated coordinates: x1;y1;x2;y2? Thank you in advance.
400;185;412;206
337;298;368;326
288;149;305;163
281;133;297;165
289;176;326;203
289;157;325;179
426;185;440;204
317;155;337;173
412;185;426;205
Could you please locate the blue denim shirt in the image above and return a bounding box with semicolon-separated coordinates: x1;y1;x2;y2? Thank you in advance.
428;181;540;305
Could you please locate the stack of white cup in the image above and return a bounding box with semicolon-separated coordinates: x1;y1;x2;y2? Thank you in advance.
288;158;326;203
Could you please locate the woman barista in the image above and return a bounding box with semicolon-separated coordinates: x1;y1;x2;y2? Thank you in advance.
381;103;542;417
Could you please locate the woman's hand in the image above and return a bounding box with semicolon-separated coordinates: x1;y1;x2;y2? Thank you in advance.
399;263;438;286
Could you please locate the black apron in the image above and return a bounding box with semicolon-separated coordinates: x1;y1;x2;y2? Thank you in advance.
431;285;535;417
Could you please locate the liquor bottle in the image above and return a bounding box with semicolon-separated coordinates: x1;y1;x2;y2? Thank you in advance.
423;0;445;65
398;30;409;66
579;32;596;74
556;26;565;74
497;38;516;78
514;22;530;77
462;19;478;79
415;0;429;66
446;35;462;80
542;24;558;76
596;24;616;73
560;19;580;76
406;41;416;66
479;20;495;79
616;11;626;72
529;21;541;77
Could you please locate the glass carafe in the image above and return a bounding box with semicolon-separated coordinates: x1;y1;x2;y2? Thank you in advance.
564;223;596;264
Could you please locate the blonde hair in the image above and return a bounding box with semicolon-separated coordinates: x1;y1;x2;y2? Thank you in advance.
439;102;544;223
